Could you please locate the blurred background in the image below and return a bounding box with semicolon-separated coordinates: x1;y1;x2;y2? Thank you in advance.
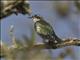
1;1;80;60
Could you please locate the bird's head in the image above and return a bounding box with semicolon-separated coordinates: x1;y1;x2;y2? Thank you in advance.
29;15;42;22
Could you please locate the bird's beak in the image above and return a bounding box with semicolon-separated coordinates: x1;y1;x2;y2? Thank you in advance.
28;15;34;19
28;16;32;19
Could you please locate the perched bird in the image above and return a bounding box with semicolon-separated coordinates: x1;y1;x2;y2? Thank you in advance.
30;15;62;48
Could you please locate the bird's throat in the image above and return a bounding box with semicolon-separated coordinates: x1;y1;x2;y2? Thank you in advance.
33;18;40;23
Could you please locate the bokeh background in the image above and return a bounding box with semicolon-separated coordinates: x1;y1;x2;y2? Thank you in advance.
1;1;80;60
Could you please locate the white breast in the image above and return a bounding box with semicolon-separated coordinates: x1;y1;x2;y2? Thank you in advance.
36;26;41;32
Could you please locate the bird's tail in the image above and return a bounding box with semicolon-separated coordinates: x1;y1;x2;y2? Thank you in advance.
47;36;62;49
51;31;62;44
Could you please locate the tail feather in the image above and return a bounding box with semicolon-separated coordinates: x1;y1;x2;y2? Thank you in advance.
51;31;62;43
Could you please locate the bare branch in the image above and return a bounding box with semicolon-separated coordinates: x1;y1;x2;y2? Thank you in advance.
55;38;80;48
0;38;80;58
33;38;80;49
2;38;80;50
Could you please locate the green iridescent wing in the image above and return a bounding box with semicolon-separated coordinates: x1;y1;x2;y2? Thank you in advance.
35;21;53;35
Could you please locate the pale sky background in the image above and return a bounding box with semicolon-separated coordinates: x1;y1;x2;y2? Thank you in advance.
1;1;80;60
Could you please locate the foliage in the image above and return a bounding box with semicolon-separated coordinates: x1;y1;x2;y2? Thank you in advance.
0;0;31;19
0;26;51;60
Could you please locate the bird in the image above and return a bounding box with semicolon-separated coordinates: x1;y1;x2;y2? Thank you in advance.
30;15;62;48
